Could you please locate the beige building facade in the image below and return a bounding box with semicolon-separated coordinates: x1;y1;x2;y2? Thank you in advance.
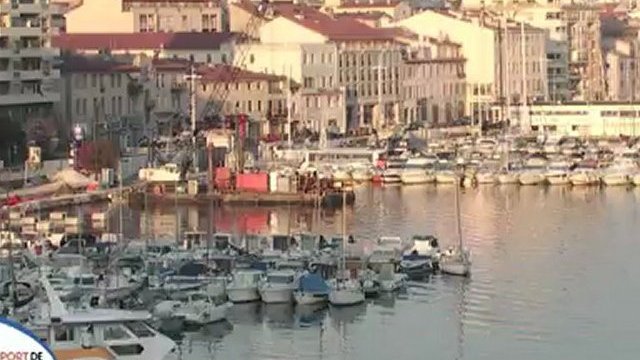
65;0;226;34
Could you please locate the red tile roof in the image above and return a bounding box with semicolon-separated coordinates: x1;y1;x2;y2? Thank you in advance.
53;32;235;51
334;11;391;20
197;64;285;83
123;0;219;3
272;4;397;41
62;55;139;73
151;58;191;72
231;0;258;15
337;0;402;8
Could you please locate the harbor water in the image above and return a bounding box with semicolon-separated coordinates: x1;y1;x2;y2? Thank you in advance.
111;184;640;360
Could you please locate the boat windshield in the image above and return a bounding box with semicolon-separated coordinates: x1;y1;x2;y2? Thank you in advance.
124;322;155;338
387;163;404;169
267;275;294;284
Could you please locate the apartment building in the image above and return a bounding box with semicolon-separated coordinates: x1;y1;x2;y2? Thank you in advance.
401;36;466;124
324;0;412;20
603;37;640;101
563;4;606;101
65;0;226;34
59;54;143;144
254;3;406;130
0;0;60;122
512;5;570;101
53;32;235;64
395;10;547;122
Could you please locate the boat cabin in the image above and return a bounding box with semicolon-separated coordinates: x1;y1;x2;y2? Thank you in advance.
37;310;175;360
183;231;206;250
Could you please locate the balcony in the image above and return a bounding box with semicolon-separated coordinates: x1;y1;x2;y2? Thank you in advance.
0;90;59;105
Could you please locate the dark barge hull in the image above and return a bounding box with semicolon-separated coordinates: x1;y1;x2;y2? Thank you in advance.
128;190;355;208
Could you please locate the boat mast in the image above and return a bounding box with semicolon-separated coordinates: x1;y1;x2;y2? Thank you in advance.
454;178;463;251
341;189;347;280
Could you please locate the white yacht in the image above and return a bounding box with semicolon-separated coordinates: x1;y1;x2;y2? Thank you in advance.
545;160;572;185
475;167;497;185
332;166;352;183
519;157;547;185
400;155;437;185
328;278;365;306
601;158;636;186
258;269;297;303
377;263;407;292
153;291;231;326
351;164;374;182
34;278;177;360
569;161;600;186
497;169;520;184
435;166;458;184
226;269;263;303
382;159;405;184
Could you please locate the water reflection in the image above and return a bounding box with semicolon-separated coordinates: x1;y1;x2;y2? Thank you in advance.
70;185;640;360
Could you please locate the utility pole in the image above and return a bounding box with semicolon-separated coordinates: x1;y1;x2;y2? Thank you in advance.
287;65;293;148
520;20;528;132
185;64;202;173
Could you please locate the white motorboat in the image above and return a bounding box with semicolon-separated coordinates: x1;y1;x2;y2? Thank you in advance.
475;170;497;185
154;291;231;326
545;160;572;185
601;158;636;186
570;161;601;186
360;269;381;298
351;165;374;182
47;266;139;303
377;263;406;292
293;272;330;305
497;170;519;184
258;269;297;303
329;278;365;306
226;269;263;303
399;235;439;279
34;277;177;360
435;169;457;184
382;159;405;184
632;173;640;186
332;166;352;183
400;156;437;184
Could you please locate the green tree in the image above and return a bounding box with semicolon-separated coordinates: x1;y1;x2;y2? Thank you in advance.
0;117;26;166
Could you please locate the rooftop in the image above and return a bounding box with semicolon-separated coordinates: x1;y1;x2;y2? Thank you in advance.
272;4;398;42
53;32;236;51
336;0;402;8
62;55;139;73
197;64;285;83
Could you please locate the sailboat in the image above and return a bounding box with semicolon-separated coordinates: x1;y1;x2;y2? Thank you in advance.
328;188;365;306
439;177;471;277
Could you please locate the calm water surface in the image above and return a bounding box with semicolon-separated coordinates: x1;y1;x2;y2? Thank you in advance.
114;185;640;360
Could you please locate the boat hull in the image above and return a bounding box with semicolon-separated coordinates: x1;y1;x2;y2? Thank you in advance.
546;175;570;185
497;173;519;184
328;289;365;306
259;286;294;304
519;173;545;185
602;174;630;186
440;262;470;277
294;291;328;305
227;286;260;303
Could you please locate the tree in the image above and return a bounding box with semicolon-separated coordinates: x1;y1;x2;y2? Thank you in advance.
0;117;26;166
76;139;120;173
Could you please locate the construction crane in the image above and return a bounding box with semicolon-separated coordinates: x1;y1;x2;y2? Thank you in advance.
198;7;268;126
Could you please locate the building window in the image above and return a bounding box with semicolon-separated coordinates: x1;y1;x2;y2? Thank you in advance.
248;100;252;112
303;77;313;88
182;15;188;29
117;96;122;115
139;14;154;32
202;14;217;32
82;99;87;115
111;96;116;114
257;100;262;111
75;99;81;115
91;74;97;87
110;74;115;87
206;54;212;63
